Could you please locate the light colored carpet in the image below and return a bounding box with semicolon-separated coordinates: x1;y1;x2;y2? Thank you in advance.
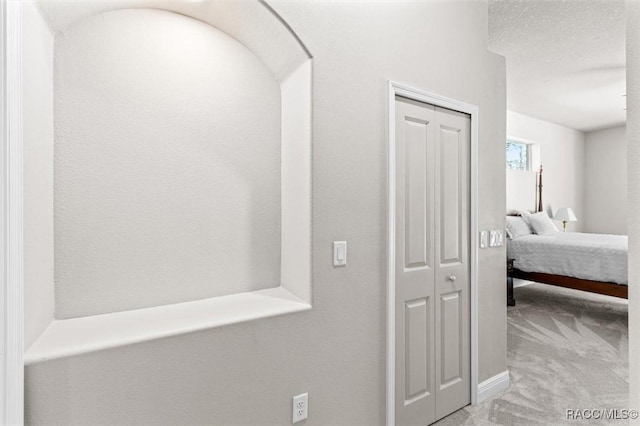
435;283;629;425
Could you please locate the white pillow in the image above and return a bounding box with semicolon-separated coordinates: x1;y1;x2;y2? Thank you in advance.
519;210;532;226
506;216;532;239
527;211;559;235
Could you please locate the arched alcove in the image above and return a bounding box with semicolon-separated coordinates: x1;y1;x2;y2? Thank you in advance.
55;8;285;317
25;0;312;362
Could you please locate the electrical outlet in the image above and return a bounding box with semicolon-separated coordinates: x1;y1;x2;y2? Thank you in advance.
292;393;308;423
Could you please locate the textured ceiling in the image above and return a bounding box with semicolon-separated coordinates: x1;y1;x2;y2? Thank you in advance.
489;0;626;132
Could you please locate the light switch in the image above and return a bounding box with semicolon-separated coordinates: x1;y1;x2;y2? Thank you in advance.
480;231;488;249
489;230;504;247
333;241;347;266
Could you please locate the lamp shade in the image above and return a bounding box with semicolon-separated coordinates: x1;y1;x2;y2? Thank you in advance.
554;207;577;222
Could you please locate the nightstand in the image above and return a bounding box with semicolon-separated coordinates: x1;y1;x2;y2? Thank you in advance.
507;259;515;306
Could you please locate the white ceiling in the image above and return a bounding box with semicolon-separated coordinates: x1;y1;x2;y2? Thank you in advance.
488;0;626;133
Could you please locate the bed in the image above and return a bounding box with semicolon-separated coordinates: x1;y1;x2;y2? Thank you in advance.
507;166;628;299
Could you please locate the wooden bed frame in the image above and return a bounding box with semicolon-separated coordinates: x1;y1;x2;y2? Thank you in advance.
510;165;628;299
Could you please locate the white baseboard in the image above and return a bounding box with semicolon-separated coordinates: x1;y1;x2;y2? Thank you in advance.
476;370;510;403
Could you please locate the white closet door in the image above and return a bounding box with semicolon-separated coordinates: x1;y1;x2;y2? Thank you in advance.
433;106;470;420
395;97;437;426
394;97;470;426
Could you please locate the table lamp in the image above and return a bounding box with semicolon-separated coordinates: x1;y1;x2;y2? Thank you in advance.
554;207;577;232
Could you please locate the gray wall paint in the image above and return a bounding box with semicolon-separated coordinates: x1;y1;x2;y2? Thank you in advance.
54;9;282;318
507;111;585;232
584;125;627;235
25;1;507;424
23;2;54;350
627;0;640;415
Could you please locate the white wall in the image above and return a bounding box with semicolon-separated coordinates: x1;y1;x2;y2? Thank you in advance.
54;9;282;318
584;125;627;235
507;111;585;232
25;2;507;424
23;2;54;349
280;60;312;303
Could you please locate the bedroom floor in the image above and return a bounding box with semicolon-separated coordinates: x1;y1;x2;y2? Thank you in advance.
435;283;629;426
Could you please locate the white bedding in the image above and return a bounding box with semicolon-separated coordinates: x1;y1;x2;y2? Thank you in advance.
507;232;628;285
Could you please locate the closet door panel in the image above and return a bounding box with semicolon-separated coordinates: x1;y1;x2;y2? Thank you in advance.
434;106;471;420
394;97;436;426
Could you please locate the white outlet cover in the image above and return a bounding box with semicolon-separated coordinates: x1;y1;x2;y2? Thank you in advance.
292;393;308;423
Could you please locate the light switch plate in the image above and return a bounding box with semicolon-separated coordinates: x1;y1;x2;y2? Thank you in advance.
489;230;504;247
333;241;347;266
479;231;488;249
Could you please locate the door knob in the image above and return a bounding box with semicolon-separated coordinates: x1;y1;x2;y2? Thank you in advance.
447;275;457;282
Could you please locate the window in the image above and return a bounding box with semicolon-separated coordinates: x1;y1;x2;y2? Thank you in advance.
506;140;529;171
